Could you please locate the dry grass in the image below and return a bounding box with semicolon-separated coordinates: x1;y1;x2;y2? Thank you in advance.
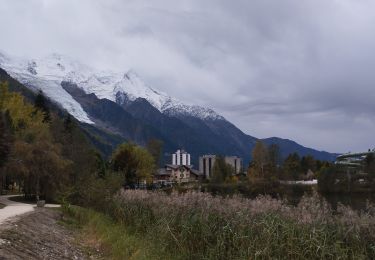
65;190;375;259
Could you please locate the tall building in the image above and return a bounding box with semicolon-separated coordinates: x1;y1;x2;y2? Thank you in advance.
225;156;243;175
199;155;216;179
199;155;243;179
172;149;191;166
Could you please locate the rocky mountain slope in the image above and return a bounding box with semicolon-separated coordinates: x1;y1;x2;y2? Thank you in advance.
0;51;336;164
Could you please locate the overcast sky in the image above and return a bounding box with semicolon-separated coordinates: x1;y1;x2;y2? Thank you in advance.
1;0;375;153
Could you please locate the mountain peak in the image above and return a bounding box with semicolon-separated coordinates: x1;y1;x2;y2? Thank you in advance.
0;52;226;122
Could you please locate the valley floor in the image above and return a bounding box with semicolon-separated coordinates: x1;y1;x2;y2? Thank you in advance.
0;208;92;260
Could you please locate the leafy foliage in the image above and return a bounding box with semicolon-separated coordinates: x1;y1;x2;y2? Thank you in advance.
0;81;108;202
111;143;155;185
0;82;71;199
248;141;282;180
211;156;235;183
146;138;163;167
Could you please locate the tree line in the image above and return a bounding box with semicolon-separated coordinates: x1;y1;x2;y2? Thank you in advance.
0;81;157;205
247;140;331;181
209;140;331;183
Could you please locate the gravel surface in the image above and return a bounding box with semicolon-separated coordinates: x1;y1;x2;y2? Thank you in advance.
0;196;34;225
0;208;90;260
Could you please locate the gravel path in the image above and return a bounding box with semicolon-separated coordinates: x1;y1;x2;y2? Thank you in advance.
0;196;34;225
0;208;89;260
0;196;90;259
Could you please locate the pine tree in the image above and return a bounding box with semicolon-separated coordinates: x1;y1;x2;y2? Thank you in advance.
283;153;301;180
0;113;11;168
0;112;11;193
0;82;12;193
34;90;51;123
63;114;75;133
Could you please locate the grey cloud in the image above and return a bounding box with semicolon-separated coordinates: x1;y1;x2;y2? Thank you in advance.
1;0;375;152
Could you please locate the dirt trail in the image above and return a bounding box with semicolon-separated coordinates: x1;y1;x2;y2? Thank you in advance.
0;208;90;260
0;196;35;225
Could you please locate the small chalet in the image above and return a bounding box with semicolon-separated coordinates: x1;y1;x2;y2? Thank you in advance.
155;164;201;184
154;149;202;185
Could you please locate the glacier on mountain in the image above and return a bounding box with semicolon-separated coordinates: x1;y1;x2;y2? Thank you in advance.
0;51;224;124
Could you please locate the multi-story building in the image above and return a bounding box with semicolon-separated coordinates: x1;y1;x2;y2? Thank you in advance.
172;149;191;166
199;155;243;179
225;156;243;175
199;155;216;179
155;164;201;184
154;149;201;185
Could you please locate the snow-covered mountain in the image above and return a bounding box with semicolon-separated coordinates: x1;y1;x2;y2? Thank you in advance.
0;51;336;164
0;51;224;124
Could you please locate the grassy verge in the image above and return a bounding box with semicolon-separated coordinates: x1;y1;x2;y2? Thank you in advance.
61;205;172;260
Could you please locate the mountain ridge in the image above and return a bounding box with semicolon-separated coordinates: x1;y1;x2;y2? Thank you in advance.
0;51;223;121
0;51;337;164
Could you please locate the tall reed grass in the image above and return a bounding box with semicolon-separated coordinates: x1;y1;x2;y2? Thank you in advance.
66;191;375;259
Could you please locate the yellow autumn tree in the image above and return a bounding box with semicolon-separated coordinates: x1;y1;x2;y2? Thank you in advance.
1;82;70;200
111;143;155;185
249;140;268;178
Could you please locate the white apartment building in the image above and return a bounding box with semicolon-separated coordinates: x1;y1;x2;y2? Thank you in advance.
172;149;191;166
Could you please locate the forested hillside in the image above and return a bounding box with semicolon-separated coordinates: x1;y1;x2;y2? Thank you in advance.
0;80;107;202
0;68;124;158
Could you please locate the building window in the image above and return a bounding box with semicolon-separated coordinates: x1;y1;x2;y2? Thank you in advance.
203;158;206;176
208;158;212;176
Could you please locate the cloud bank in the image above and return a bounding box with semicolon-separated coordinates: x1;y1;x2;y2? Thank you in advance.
1;0;375;152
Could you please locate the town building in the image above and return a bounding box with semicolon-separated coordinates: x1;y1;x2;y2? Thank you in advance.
199;155;243;179
154;149;201;185
172;149;191;166
155;164;201;185
335;149;375;167
335;148;375;174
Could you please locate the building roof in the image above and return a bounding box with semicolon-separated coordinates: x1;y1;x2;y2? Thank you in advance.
175;149;189;154
155;168;171;176
155;165;202;178
199;155;242;160
190;169;202;176
165;164;194;170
